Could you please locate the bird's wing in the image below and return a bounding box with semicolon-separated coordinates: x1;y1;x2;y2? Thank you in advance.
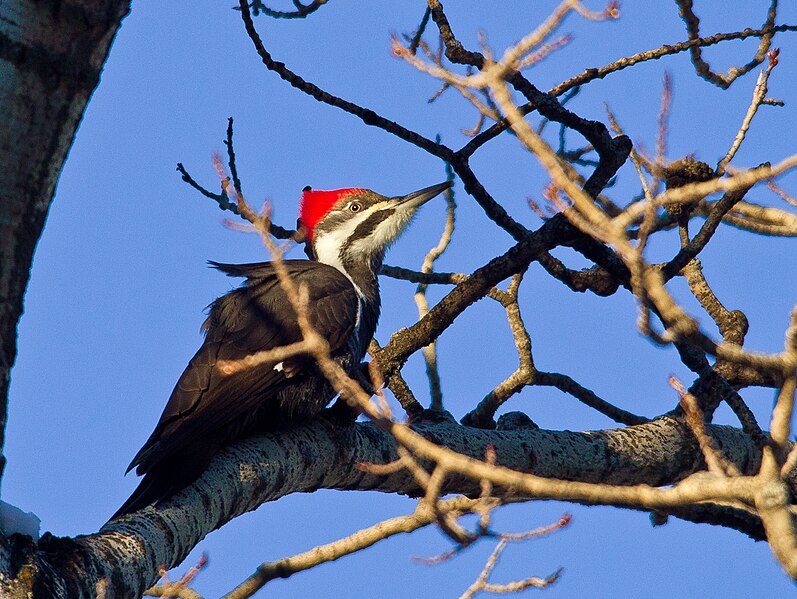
129;259;359;475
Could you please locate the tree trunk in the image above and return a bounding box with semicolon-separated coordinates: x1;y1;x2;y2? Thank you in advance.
0;0;131;486
0;0;129;594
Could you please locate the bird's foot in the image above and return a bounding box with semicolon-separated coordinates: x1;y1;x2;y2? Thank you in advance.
355;362;377;396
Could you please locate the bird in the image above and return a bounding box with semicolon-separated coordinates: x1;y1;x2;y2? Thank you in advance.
112;181;452;518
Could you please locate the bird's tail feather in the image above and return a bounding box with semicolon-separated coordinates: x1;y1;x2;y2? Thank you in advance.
109;455;210;521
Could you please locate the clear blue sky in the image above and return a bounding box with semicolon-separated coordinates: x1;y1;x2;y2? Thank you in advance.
6;1;797;596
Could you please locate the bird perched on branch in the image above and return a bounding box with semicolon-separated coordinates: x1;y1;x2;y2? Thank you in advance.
112;181;451;518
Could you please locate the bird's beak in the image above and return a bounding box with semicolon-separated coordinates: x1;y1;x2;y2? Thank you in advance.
394;181;452;210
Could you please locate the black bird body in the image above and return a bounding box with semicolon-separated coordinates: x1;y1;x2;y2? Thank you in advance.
113;182;450;518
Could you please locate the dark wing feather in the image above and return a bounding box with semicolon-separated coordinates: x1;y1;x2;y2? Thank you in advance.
127;260;359;476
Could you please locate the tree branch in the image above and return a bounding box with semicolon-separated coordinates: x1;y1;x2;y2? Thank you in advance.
8;415;765;597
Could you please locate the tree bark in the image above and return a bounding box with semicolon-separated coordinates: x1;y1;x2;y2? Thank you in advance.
0;0;131;487
0;415;761;598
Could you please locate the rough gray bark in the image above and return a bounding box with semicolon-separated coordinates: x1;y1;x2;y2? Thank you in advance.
0;0;131;486
0;0;129;594
0;415;761;598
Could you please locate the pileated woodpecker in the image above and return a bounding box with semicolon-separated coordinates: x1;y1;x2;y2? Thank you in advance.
112;181;451;518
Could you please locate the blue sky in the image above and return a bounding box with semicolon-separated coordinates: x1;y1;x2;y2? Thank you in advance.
5;1;797;596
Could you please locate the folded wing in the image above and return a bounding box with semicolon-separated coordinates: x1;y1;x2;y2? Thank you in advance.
114;260;359;517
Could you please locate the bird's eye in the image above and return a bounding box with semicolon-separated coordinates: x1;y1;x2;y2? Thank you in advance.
350;202;362;213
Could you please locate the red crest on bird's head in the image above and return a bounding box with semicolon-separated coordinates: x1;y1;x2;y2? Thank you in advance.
298;188;364;240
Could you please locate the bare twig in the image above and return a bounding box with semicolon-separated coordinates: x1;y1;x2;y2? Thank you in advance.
144;555;208;599
224;117;243;195
414;167;456;411
239;0;455;161
717;49;781;175
675;0;778;89
769;181;797;208
464;24;797;159
222;497;483;599
653;72;673;196
458;514;569;598
671;376;740;476
409;6;431;55
535;371;647;425
235;0;330;19
368;339;423;416
707;198;797;237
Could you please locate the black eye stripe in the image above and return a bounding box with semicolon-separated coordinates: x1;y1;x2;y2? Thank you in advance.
347;208;396;246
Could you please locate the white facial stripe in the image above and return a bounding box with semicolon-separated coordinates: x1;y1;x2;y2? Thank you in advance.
349;207;412;257
313;206;381;328
312;204;381;275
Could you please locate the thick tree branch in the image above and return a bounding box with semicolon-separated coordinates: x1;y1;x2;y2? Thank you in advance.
5;415;764;597
374;219;563;381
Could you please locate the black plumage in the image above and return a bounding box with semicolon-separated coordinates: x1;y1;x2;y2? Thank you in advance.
113;260;377;518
